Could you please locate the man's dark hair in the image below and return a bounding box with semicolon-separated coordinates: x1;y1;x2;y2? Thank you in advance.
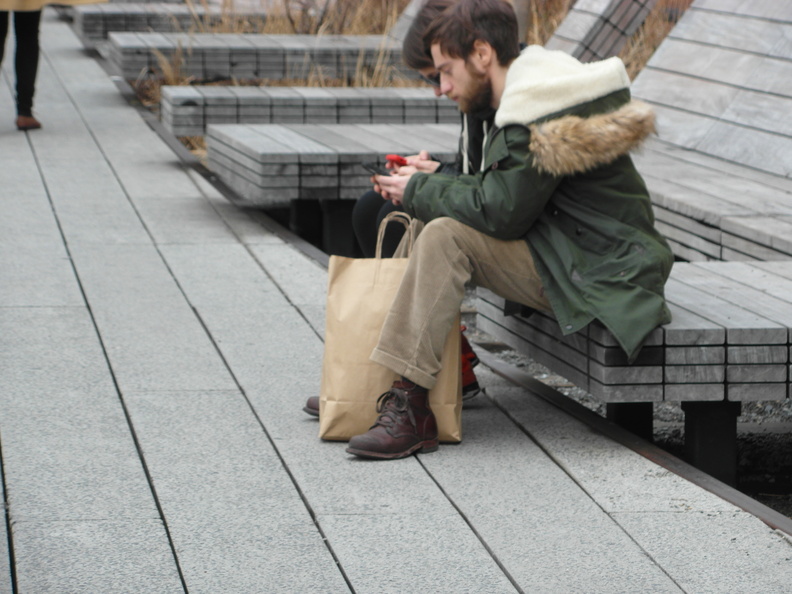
402;0;457;70
424;0;520;66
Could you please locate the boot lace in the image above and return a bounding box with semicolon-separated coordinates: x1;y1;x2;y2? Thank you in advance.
372;390;416;434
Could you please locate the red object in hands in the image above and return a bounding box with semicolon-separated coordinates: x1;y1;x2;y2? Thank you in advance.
386;154;408;167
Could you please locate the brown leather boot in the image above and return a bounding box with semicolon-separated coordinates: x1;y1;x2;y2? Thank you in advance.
346;380;438;459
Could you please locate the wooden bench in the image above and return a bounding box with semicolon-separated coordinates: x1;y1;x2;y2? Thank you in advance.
628;1;792;261
71;3;267;47
477;260;792;485
161;85;457;137
206;122;458;205
478;0;792;484
206;122;457;255
107;31;410;82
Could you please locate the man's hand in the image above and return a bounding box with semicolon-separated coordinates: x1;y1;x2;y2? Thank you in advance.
374;169;414;206
404;150;441;173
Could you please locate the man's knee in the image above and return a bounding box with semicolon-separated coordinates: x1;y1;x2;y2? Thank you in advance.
419;217;468;247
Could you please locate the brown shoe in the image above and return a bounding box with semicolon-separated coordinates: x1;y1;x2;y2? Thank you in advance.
346;381;438;460
303;396;319;417
15;115;42;131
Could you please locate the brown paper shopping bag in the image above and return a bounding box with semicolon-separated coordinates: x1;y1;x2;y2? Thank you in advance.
318;212;462;442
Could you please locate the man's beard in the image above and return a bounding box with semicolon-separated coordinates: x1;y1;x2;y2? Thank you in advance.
458;63;493;115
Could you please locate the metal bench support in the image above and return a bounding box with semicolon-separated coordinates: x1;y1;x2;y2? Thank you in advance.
682;401;741;486
606;402;654;442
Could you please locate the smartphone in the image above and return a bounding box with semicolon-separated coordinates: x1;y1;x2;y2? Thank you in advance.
361;162;391;176
385;154;408;167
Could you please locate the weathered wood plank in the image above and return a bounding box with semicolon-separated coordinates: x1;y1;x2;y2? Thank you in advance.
680;263;792;327
670;7;791;59
588;380;663;403
664;278;786;345
720;217;792;257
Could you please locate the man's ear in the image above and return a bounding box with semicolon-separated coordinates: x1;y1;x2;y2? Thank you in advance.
471;39;494;71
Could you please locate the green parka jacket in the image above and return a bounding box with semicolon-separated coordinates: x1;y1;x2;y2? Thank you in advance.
402;46;673;361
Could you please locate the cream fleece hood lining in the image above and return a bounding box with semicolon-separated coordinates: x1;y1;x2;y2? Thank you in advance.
494;46;655;176
495;45;632;128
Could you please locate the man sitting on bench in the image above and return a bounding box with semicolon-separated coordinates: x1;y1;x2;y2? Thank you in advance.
345;0;674;460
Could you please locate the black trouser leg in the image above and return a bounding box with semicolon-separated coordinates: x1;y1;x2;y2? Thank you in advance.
12;11;41;117
0;12;8;67
351;190;406;258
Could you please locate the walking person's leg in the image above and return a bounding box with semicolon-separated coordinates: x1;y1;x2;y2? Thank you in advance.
13;10;42;130
0;12;9;71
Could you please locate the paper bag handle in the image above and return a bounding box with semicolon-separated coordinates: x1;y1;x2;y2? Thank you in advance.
375;212;415;259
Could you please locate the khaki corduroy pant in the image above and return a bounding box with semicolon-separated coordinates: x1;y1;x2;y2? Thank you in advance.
370;217;551;389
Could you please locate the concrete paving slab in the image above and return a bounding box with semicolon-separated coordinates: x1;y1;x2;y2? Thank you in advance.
22;67;152;245
115;241;519;588
132;195;242;244
0;170;68;251
68;242;237;393
420;377;682;593
488;374;738;514
0;470;10;594
188;181;285;246
0;307;158;521
0;388;158;522
248;242;328;311
613;510;792;593
319;512;517;593
0;247;84;307
12;520;182;593
40;40;203;203
123;390;349;592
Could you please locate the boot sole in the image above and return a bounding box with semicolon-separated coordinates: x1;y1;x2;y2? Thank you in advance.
302;406;319;417
346;439;439;460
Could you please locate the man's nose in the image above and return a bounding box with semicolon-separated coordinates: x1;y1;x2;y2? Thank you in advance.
433;86;443;97
439;75;452;96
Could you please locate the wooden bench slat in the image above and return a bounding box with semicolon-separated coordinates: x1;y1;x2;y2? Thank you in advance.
665;345;725;365
662;278;786;345
636;151;791;216
671;6;791;59
664;383;725;402
654;220;721;260
664;365;725;384
588;379;663;403
727;345;788;364
721;230;792;260
727;383;788;401
720;217;792;257
645;39;767;90
696;121;792;178
476;299;592;391
677;264;792;328
641;142;792;194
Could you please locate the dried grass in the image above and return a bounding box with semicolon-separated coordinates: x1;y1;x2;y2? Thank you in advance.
134;0;412;106
132;0;696;157
525;0;574;46
619;0;695;79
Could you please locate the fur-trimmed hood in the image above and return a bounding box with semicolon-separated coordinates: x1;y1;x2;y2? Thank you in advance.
495;46;655;177
528;100;655;176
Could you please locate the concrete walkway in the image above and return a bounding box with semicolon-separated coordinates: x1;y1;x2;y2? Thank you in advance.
0;11;790;593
